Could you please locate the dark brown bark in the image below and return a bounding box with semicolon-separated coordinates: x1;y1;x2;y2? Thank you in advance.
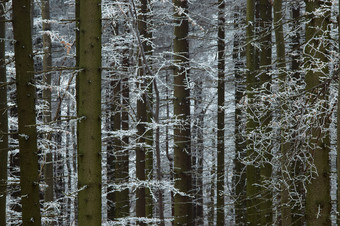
12;0;42;224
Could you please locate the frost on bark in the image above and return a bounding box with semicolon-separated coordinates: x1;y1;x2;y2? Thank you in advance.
41;1;54;223
217;0;225;225
233;2;246;224
77;0;102;224
12;0;42;224
245;0;260;224
173;0;192;224
304;0;331;225
258;0;272;223
273;0;292;224
0;2;6;225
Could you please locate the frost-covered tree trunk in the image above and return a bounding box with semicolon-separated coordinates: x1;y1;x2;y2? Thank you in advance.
173;0;192;224
0;2;6;225
258;0;272;223
77;0;102;224
193;79;204;225
41;1;54;223
245;0;260;224
12;0;42;224
274;0;290;224
290;5;304;225
120;54;130;217
107;75;121;220
136;0;149;221
217;0;225;225
304;0;331;224
337;0;340;224
233;2;246;224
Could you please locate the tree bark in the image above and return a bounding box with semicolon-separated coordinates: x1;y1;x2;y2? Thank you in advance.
41;1;54;224
0;2;6;225
273;0;291;224
77;0;102;224
304;0;331;225
12;0;42;224
246;0;260;224
233;2;246;224
217;0;225;225
258;0;272;224
173;0;192;224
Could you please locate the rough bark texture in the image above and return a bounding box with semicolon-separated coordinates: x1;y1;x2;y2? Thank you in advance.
173;0;192;224
305;0;331;225
77;0;102;224
0;3;6;225
217;0;225;225
12;0;42;224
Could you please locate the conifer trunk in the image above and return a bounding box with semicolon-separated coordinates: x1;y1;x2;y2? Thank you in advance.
77;0;102;224
246;0;260;224
42;1;54;222
12;0;42;224
233;3;246;224
217;0;225;225
0;2;6;225
259;0;272;223
273;0;291;224
305;0;331;225
173;0;192;224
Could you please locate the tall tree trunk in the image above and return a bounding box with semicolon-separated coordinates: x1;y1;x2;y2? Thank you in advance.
259;0;272;224
107;75;121;220
77;0;102;224
304;0;331;225
0;2;6;225
173;0;192;224
41;1;54;224
290;5;304;225
120;54;130;217
273;0;290;224
233;2;246;224
246;0;260;224
136;0;149;221
217;0;225;225
193;79;204;225
12;0;42;224
337;0;340;224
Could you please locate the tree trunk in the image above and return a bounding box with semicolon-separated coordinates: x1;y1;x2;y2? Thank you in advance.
290;5;304;225
77;0;102;224
0;2;6;225
107;75;121;220
304;0;331;225
41;1;54;224
136;0;149;221
233;2;246;224
173;0;192;224
120;55;130;217
273;0;291;224
246;0;260;224
217;0;225;225
337;0;340;224
259;0;272;224
12;0;42;224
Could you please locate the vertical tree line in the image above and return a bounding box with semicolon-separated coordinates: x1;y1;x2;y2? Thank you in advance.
1;0;340;225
